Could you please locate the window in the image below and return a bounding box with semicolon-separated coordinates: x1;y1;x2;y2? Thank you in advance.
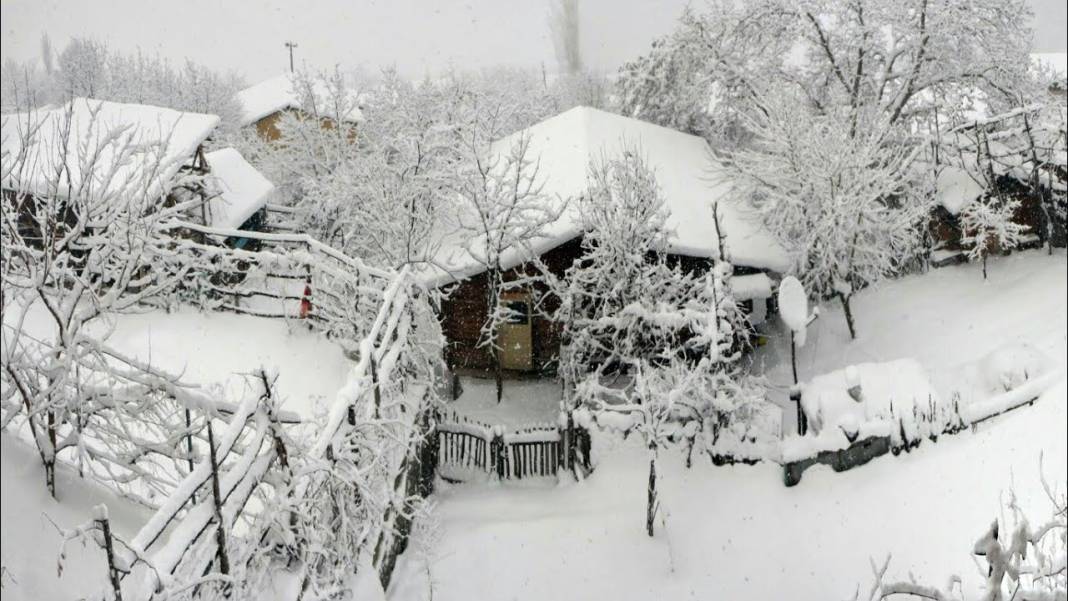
504;300;530;325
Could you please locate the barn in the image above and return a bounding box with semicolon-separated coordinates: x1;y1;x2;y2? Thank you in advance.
235;73;364;142
202;147;276;247
427;106;790;376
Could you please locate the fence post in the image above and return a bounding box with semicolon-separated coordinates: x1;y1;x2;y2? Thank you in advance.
790;389;807;436
206;420;231;578
94;504;124;601
370;355;382;419
184;408;196;474
558;412;570;473
491;426;505;480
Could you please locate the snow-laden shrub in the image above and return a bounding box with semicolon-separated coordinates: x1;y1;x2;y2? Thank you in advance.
801;359;944;444
977;343;1053;394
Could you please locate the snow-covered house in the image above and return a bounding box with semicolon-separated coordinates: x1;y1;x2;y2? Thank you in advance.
430;106;789;375
1;98;220;242
202;147;276;247
235;73;365;142
929;122;1065;262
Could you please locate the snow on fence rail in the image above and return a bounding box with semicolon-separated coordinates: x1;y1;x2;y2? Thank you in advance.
157;219;395;344
435;409;593;481
782;365;1064;487
65;266;444;598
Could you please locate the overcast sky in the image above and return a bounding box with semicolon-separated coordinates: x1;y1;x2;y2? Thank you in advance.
3;0;1066;84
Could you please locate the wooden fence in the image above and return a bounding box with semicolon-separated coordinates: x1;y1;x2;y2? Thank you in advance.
435;410;592;481
783;370;1062;486
157;220;394;343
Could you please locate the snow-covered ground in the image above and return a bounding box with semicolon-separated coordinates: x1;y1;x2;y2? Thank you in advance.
754;250;1068;432
1;434;154;600
5;304;353;420
388;250;1068;601
448;377;563;427
2;251;1064;601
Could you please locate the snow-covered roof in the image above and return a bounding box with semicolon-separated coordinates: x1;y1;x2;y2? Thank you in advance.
935;166;986;215
1;98;219;202
933;139;1029;215
235;74;365;127
204;147;275;229
429;107;789;285
732;272;773;301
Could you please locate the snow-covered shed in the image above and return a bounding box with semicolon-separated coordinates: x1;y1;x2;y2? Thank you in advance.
1;98;220;242
928;117;1063;261
1;98;219;203
432;106;789;375
235;73;365;142
203;147;276;241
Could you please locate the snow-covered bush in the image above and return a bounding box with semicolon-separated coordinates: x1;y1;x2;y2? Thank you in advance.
977;343;1053;394
960;193;1028;279
801;359;948;448
860;475;1067;601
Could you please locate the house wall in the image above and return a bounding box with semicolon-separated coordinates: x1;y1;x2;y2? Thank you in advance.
439;237;583;374
930;174;1055;252
253;109;357;143
437;238;768;375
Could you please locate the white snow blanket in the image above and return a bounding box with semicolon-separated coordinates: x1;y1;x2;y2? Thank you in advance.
235;73;364;126
801;358;939;437
1;98;219;202
204;147;275;229
428;106;789;286
731;272;773;301
935;165;986;215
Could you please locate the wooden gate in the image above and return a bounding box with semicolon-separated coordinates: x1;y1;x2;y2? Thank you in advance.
435;410;592;481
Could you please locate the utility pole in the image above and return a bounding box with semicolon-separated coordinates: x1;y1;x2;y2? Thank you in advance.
285;41;298;73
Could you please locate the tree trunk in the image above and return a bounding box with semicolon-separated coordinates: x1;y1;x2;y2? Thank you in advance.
98;513;124;601
206;421;231;579
982;254;988;280
646;451;657;538
839;293;857;340
495;357;503;404
790;331;799;385
46;410;57;499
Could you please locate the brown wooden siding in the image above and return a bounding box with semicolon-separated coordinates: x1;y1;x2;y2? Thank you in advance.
930;174;1052;252
437;238;751;375
439;237;583;374
252;109;357;143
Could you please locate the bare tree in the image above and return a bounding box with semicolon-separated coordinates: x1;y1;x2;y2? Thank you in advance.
1;99;208;498
453;130;561;402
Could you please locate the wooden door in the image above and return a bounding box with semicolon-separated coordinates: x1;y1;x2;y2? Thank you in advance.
498;291;533;371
